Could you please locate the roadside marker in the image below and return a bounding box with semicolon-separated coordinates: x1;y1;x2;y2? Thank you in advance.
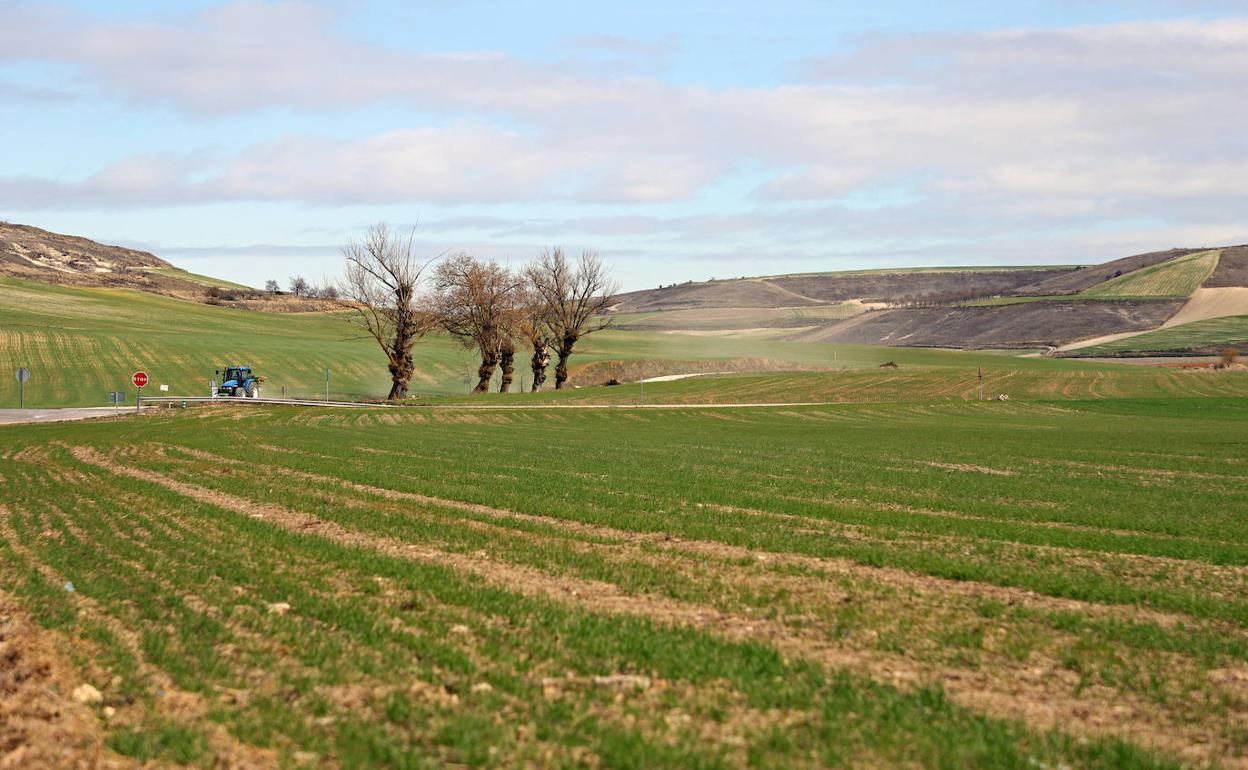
15;367;31;409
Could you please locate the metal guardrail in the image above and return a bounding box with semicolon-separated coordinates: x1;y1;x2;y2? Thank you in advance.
139;396;388;409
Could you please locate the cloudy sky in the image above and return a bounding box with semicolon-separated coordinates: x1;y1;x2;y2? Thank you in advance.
2;0;1246;290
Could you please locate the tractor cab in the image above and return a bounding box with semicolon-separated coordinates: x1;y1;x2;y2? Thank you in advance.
214;365;263;398
222;367;248;387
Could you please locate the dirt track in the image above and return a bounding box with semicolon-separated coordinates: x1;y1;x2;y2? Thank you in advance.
1162;287;1248;328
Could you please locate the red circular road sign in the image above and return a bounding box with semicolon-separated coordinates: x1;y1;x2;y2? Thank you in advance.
132;371;149;388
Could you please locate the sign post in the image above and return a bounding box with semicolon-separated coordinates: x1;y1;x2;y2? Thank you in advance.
133;371;149;412
977;366;984;401
16;367;30;408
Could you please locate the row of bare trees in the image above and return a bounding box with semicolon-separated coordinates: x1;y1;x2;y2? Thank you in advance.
339;224;617;400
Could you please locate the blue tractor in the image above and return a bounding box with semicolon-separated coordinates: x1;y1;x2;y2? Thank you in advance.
215;365;264;398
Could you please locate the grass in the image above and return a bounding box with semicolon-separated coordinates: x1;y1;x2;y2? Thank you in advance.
613;304;864;331
428;366;1248;405
1070;315;1248;356
1080;250;1221;299
3;274;1165;408
1;396;1244;767
0;275;525;405
142;266;255;291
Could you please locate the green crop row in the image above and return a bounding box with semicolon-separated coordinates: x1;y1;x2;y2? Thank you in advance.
2;396;1246;766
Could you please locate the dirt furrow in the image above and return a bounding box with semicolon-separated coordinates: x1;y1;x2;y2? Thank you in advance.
66;448;1248;768
161;444;1244;633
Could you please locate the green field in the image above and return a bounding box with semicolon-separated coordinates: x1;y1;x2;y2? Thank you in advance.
0;276;459;404
1080;250;1221;299
429;366;1248;405
5;274;1197;408
2;397;1246;768
1070;315;1248;357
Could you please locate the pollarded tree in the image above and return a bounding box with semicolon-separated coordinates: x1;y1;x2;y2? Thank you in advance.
526;247;618;389
339;224;434;401
431;254;523;393
516;285;555;391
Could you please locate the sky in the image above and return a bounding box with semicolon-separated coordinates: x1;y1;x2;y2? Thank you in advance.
1;1;1246;291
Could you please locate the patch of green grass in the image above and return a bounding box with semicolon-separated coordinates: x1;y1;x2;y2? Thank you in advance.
3;274;1151;407
108;720;210;764
1070;315;1248;356
3;397;1244;766
1080;250;1221;299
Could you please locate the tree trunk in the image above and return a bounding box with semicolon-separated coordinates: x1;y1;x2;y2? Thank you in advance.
498;338;515;393
474;349;499;393
553;336;576;390
386;290;417;400
386;348;414;400
530;341;551;392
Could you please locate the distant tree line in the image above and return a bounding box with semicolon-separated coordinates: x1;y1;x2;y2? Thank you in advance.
337;223;618;400
261;276;340;300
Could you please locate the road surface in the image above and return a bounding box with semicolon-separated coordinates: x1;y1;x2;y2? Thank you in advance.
0;407;138;426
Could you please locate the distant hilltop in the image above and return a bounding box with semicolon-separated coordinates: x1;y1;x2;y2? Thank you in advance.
0;221;257;298
612;246;1248;351
0;221;171;278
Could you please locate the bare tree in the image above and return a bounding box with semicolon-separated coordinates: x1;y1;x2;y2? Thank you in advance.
339;224;433;401
516;285;555;391
430;254;523;393
527;248;618;389
289;275;310;297
264;279;280;294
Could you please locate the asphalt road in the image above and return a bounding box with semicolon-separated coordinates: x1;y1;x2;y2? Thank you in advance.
0;407;139;426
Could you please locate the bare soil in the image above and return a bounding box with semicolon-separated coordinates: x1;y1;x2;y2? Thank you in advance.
616;269;1070;312
796;299;1182;348
1203;245;1248;288
0;591;136;770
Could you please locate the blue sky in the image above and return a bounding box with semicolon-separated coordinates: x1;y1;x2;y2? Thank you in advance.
2;0;1246;290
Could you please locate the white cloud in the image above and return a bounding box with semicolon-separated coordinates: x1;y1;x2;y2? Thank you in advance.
1;3;1246;271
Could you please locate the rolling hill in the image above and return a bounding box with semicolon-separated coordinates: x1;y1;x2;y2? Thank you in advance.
3;223;1247;409
616;246;1248;352
0;221;252;295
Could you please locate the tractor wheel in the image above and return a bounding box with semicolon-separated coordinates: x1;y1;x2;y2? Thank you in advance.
246;382;259;398
232;387;244;398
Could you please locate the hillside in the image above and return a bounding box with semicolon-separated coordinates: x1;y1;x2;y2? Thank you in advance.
3;274;1197;408
7;222;1247;365
0;276;458;405
0;221;255;295
616;246;1248;352
616;266;1072;312
795;299;1182;348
